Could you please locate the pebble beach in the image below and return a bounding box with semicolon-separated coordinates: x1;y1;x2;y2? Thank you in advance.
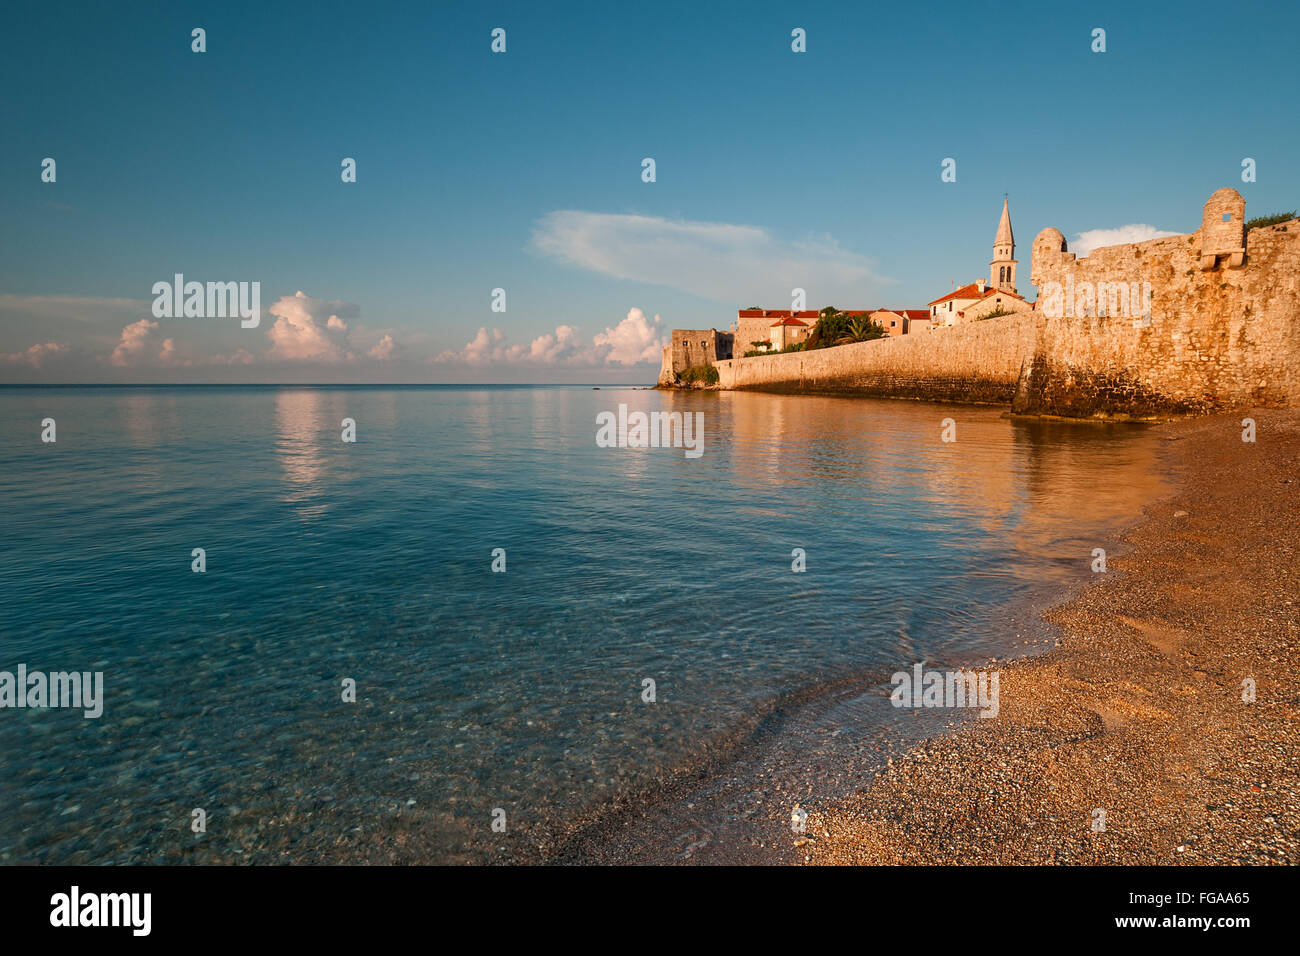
806;410;1299;865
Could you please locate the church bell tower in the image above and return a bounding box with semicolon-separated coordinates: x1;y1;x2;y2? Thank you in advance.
990;197;1017;292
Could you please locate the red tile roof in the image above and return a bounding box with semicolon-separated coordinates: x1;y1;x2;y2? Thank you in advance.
927;282;988;306
928;284;1024;307
770;317;809;327
737;309;852;319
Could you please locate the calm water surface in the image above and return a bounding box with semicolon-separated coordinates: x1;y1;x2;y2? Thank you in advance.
0;386;1170;862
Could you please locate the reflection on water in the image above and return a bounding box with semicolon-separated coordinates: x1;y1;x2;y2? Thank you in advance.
0;386;1171;864
275;388;327;518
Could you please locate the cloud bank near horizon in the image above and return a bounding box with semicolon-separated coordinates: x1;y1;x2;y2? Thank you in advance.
0;291;398;376
0;292;668;380
434;308;666;367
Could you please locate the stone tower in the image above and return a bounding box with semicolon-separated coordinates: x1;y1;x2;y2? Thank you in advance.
990;197;1017;292
1197;187;1247;270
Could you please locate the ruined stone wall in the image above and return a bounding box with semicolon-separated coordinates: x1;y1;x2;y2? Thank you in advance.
1017;212;1300;416
714;312;1039;403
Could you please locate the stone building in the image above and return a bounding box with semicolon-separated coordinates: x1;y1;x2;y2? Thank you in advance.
769;316;812;350
735;309;820;352
927;280;1029;325
872;309;931;336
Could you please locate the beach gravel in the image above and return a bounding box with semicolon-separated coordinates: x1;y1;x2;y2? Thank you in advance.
807;410;1299;865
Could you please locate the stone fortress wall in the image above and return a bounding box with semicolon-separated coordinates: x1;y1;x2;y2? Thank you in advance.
663;189;1300;418
1015;189;1300;416
712;311;1038;403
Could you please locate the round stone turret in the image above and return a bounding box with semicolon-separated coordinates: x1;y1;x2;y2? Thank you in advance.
1199;188;1246;270
1030;227;1071;288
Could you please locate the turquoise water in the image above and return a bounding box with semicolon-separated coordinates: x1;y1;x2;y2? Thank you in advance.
0;385;1169;863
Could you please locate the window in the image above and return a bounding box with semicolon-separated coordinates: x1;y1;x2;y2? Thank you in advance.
1222;213;1231;221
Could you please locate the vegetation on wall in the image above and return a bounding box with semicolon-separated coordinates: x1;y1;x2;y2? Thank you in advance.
805;307;885;350
745;342;805;357
1246;211;1296;230
677;364;719;385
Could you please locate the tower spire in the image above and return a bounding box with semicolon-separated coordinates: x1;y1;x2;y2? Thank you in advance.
991;197;1018;292
995;196;1014;247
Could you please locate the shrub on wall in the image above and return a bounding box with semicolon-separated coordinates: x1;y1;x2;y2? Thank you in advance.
678;364;719;384
1246;211;1296;230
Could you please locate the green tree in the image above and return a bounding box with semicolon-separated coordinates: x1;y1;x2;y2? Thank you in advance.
807;308;884;349
805;307;844;350
836;314;885;344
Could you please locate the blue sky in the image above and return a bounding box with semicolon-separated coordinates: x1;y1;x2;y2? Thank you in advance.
2;0;1297;382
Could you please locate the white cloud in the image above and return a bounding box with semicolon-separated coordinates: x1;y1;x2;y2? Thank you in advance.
109;319;192;366
265;291;355;363
158;337;191;366
436;326;574;366
1;290;400;374
0;342;68;368
434;308;668;367
1072;224;1180;258
531;210;889;303
110;318;160;367
592;308;664;365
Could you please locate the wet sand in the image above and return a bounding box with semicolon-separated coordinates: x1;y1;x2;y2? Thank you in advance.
558;410;1298;865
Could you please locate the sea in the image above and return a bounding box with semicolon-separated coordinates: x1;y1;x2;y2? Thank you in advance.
0;385;1171;863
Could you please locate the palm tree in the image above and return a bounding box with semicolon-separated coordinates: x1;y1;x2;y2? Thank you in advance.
836;314;883;345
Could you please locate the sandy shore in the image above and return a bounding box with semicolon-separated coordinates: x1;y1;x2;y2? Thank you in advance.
804;409;1299;864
